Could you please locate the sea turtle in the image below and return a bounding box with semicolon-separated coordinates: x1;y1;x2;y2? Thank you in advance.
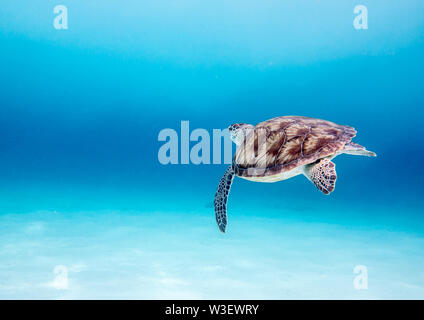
214;116;376;233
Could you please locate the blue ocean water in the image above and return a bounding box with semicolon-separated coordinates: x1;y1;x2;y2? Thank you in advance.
0;1;424;299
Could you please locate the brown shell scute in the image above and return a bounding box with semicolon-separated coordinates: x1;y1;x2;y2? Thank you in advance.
234;116;356;177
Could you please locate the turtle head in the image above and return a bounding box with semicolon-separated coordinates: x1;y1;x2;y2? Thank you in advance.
228;123;253;146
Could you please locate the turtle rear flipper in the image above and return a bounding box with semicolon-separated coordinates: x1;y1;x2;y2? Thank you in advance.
214;166;235;233
304;159;337;195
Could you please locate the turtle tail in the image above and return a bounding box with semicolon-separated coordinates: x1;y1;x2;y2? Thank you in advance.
214;165;235;233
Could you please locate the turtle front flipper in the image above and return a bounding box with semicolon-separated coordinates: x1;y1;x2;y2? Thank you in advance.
304;159;337;195
214;165;235;233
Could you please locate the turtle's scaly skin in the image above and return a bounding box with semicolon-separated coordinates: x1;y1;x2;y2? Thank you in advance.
234;116;356;178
